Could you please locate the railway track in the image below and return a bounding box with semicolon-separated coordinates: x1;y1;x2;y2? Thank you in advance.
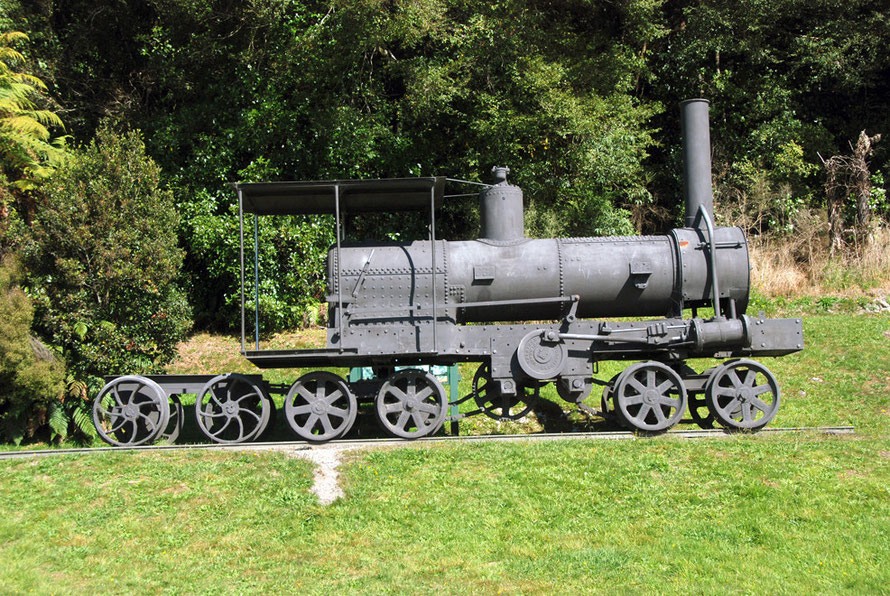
0;425;854;460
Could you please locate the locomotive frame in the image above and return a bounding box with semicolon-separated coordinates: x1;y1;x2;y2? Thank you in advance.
92;99;804;446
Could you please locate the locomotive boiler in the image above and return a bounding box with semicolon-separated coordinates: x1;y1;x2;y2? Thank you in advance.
91;99;804;447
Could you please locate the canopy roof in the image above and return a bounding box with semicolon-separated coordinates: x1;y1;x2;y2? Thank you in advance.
235;176;446;215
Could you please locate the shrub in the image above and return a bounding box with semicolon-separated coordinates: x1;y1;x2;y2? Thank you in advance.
23;125;191;381
0;256;66;443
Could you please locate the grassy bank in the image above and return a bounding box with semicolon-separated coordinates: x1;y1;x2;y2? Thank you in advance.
1;312;888;593
1;435;888;594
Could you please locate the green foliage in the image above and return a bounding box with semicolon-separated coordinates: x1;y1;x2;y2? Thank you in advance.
0;31;66;191
23;125;191;379
649;0;890;228
0;256;66;444
35;0;662;329
3;0;890;333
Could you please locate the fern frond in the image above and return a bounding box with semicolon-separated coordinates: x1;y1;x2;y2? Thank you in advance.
48;402;69;440
0;47;25;66
71;407;97;438
0;31;30;47
2;115;51;140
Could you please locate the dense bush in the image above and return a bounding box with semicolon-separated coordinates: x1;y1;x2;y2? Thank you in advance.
0;256;66;443
23;125;191;380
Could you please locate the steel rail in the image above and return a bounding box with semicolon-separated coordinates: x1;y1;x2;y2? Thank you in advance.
0;426;854;460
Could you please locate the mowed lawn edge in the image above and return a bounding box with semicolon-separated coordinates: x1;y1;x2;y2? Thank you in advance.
1;434;889;594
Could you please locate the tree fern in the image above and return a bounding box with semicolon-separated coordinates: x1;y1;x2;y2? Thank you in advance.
0;31;67;191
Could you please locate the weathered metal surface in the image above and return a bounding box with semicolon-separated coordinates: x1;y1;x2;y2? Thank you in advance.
681;98;715;228
95;98;805;443
235;177;445;215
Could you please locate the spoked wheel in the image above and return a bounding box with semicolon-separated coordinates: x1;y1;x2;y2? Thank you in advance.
284;371;357;442
705;359;780;430
93;376;170;447
376;369;447;439
614;362;687;433
158;395;184;443
473;363;538;421
195;374;271;444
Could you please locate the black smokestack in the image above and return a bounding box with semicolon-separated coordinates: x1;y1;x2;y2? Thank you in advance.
680;99;715;228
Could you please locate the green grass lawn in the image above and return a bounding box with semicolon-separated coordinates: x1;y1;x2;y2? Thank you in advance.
1;312;889;594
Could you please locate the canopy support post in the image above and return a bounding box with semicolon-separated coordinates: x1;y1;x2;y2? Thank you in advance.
430;185;438;353
335;184;344;352
238;187;246;353
254;214;260;350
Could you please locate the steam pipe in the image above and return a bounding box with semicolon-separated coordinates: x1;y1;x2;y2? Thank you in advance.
681;99;715;228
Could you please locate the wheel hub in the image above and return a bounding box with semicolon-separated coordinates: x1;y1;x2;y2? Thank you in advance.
311;403;326;416
738;387;753;402
405;399;418;412
224;402;239;416
123;404;139;420
643;389;659;405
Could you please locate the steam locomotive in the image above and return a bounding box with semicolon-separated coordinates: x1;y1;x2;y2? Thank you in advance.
92;99;803;446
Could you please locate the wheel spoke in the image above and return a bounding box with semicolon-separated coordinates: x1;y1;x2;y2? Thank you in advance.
328;406;348;420
200;408;228;418
137;412;157;432
240;409;261;423
653;406;667;423
635;404;651;421
411;412;426;429
656;379;674;394
303;413;319;432
623;395;644;406
320;415;334;435
209;386;225;407
210;416;233;437
289;404;313;416
646;369;656;388
657;397;680;409
384;401;403;413
324;389;344;404
108;415;128;434
112;386;125;408
233;416;245;440
415;386;434;400
417;402;439;415
389;386;409;401
396;411;410;429
753;384;772;396
295;385;316;403
741;402;754;422
716;387;737;398
234;391;259;403
729;370;742;389
751;397;771;413
628;377;646;394
742;369;756;388
719;397;741;416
